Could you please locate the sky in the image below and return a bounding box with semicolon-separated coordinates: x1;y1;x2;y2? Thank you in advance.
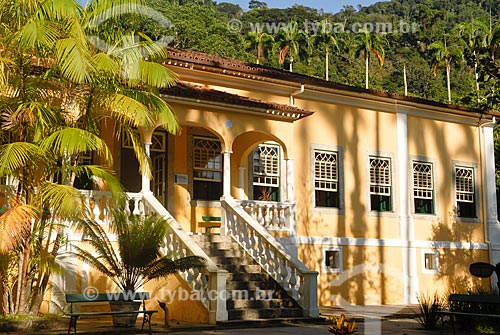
228;0;387;14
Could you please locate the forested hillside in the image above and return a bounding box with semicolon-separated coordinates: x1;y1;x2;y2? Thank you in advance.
128;0;500;110
105;0;500;196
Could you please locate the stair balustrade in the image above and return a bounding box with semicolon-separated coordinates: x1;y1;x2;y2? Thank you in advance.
76;191;228;324
143;193;228;324
221;197;319;318
236;200;294;231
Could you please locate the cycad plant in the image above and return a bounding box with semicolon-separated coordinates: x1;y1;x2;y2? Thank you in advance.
73;209;206;292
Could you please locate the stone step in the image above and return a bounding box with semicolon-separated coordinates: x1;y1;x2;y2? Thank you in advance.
206;248;246;258
211;256;254;266
226;289;294;300
224;264;262;273
227;298;298;309
227;272;270;282
225;280;279;291
190;234;231;243
227;307;303;320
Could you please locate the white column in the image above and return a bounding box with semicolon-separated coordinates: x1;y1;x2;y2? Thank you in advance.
397;113;418;304
482;125;500;266
141;142;152;194
286;158;295;202
222;151;232;199
238;167;246;199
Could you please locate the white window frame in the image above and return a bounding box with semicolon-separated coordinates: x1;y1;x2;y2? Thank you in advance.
193;136;223;182
322;246;343;274
368;155;394;213
310;144;344;214
452;161;479;223
412;161;434;215
422;249;439;274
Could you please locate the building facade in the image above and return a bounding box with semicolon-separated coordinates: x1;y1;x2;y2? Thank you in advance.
48;47;500;323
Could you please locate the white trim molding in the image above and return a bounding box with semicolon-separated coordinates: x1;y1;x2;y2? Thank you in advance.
421;249;440;275
297;235;489;250
322;246;343;274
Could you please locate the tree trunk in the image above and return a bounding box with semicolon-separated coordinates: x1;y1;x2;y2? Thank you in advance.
16;241;30;315
365;55;369;89
446;63;451;102
325;48;329;81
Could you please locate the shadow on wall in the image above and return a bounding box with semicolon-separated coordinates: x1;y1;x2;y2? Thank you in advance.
431;215;490;293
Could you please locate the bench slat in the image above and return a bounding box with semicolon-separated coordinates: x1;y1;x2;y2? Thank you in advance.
69;310;157;317
66;292;150;303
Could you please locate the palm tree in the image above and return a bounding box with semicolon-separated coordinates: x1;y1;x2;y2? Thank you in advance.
73;210;205;293
429;38;462;103
246;30;274;65
0;0;179;315
457;20;489;102
352;28;388;89
275;21;302;72
315;19;340;81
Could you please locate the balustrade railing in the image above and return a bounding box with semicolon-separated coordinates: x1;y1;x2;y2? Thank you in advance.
142;193;228;324
222;197;319;317
236;200;294;231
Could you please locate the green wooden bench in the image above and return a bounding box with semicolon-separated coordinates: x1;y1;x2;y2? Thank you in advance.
65;292;157;335
438;294;500;334
199;216;221;233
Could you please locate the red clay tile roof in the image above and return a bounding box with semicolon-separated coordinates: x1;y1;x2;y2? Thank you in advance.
160;82;314;121
165;47;490;115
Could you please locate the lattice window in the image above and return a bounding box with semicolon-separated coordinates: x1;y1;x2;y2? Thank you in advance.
193;137;222;182
253;144;280;187
369;158;391;196
455;167;474;203
314;150;338;191
413;162;433;199
150;132;167;152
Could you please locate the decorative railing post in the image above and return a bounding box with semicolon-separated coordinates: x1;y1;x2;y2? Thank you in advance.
208;269;229;323
301;272;319;318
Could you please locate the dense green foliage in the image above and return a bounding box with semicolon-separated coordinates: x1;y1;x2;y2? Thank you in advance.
133;0;500;109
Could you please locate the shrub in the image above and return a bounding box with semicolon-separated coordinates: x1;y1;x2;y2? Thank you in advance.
416;292;446;330
328;314;357;334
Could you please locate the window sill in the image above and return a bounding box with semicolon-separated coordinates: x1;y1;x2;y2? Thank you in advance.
312;207;344;215
455;217;480;224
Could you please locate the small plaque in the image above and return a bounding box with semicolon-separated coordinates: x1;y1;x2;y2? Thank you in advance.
174;174;188;185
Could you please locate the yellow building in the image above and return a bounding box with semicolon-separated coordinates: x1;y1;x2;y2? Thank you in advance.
50;47;500;324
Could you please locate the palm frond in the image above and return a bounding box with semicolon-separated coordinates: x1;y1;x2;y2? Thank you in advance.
98;92;155;128
18;19;58;50
39;127;113;165
55;38;94;84
0;202;38;253
0;142;44;177
38;0;81;20
143;256;206;281
36;182;86;220
137;60;177;89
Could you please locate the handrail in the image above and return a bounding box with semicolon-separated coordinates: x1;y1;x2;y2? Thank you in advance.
143;193;228;324
221;197;319;317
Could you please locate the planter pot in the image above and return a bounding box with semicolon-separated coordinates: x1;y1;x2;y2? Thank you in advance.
108;300;141;327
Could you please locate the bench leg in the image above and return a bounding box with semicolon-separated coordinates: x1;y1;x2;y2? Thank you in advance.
68;316;79;335
141;313;153;335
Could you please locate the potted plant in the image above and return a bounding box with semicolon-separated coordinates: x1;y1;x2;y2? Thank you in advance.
73;208;205;326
